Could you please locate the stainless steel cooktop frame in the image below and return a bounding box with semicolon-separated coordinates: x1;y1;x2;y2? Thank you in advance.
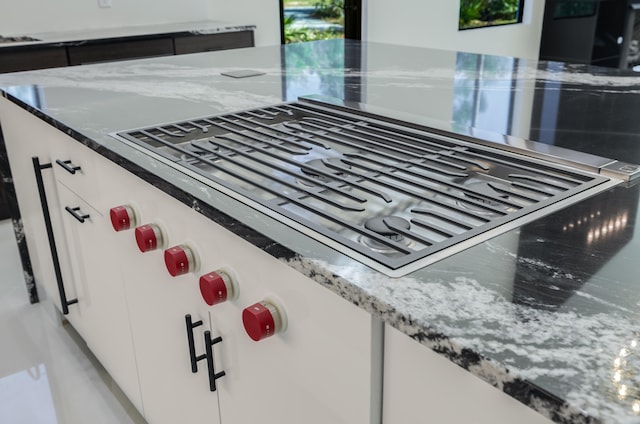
110;97;630;277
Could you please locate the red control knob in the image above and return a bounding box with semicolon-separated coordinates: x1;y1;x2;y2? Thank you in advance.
135;224;163;253
242;301;284;341
199;271;234;306
110;205;136;232
164;244;197;277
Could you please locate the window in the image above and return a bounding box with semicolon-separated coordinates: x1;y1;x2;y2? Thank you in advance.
552;1;597;19
280;0;361;44
459;0;525;30
281;0;345;44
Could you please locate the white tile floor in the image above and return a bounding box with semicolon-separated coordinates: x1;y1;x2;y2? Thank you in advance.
0;219;147;424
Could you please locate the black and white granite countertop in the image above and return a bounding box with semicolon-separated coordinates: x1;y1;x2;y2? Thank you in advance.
0;20;255;47
1;40;640;423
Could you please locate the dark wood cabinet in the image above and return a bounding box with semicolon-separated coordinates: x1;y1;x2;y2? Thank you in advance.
68;38;174;65
174;31;254;54
0;46;68;73
0;29;255;73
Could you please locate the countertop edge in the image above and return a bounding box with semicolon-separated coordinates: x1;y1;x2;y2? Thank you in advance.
0;22;257;50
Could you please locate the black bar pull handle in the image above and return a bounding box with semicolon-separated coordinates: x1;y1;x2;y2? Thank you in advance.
185;314;207;373
32;156;78;315
204;330;225;392
55;159;81;175
65;206;90;223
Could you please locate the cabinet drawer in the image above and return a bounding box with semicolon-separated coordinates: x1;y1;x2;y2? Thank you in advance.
67;38;174;65
0;46;68;73
173;31;254;55
50;138;101;209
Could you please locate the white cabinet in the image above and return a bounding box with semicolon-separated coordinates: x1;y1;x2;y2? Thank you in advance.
55;182;143;412
0;99;82;326
2;96;377;424
0;98;142;412
2;96;561;424
101;177;222;424
382;324;553;424
98;150;379;424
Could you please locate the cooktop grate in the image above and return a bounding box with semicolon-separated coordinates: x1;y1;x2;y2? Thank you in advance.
113;101;613;274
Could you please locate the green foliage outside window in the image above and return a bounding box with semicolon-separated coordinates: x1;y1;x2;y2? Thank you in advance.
459;0;522;30
311;0;344;19
283;0;344;44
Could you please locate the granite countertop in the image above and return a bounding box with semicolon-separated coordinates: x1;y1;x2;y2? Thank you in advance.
0;20;256;47
1;40;640;423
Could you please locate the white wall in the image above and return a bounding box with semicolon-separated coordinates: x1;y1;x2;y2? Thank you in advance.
364;0;546;59
1;0;211;35
207;0;281;46
1;0;281;47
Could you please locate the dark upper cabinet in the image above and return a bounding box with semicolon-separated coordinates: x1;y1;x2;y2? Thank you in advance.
0;46;68;73
174;31;254;54
0;29;256;73
67;38;175;65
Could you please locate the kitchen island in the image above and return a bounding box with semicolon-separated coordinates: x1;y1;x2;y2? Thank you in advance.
1;40;639;423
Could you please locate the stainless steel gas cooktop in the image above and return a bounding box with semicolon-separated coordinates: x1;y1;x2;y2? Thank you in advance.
112;98;632;276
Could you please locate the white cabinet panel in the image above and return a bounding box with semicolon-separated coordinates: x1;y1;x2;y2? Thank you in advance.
99;162;222;424
56;182;143;412
0;99;80;322
100;155;376;424
3;96;377;424
382;325;553;424
114;222;222;424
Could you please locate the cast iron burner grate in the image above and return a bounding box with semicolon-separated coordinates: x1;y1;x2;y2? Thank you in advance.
113;100;613;275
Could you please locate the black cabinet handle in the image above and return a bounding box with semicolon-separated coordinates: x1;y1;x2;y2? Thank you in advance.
204;330;225;392
55;159;81;175
185;314;207;373
65;206;90;223
32;157;78;315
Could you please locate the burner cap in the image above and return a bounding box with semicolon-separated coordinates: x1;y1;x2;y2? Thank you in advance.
299;158;349;183
301;159;331;181
364;216;410;241
463;181;509;206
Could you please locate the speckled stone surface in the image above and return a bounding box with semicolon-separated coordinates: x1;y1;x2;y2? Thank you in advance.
2;40;640;423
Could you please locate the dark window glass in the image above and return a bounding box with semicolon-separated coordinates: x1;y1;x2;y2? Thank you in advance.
552;0;597;19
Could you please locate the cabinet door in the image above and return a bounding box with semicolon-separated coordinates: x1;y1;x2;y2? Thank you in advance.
204;237;377;424
67;38;174;65
118;234;221;424
56;182;143;413
0;99;80;318
168;203;378;424
382;325;553;424
98;162;222;424
99;152;376;424
173;31;254;55
0;46;68;73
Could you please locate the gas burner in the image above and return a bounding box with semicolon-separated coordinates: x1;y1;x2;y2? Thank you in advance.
298;158;350;186
360;216;414;253
457;181;512;215
115;100;612;273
